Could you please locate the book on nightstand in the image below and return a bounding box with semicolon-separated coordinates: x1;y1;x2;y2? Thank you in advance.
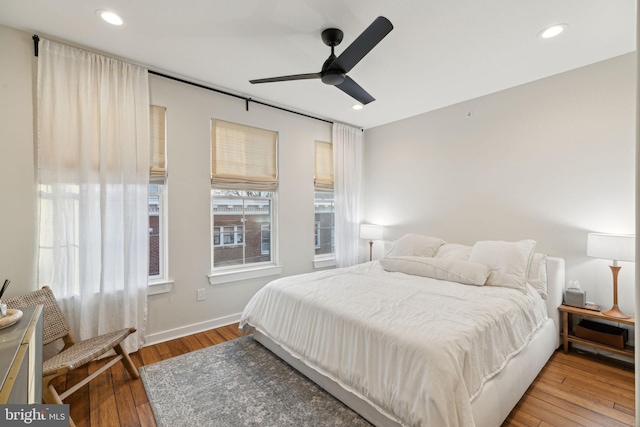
582;303;601;311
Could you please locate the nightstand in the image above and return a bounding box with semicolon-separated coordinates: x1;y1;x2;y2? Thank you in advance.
558;304;634;358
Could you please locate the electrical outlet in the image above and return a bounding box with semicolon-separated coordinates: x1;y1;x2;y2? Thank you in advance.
197;288;205;301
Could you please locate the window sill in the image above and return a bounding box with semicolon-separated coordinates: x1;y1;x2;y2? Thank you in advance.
147;279;174;295
314;256;336;269
208;264;283;286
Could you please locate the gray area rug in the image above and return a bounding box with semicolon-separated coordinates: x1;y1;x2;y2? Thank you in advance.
139;336;373;427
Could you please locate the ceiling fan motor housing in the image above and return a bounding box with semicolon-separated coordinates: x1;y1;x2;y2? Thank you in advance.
320;29;346;85
321;68;345;85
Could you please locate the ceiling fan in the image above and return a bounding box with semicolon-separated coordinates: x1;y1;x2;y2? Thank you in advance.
249;16;393;105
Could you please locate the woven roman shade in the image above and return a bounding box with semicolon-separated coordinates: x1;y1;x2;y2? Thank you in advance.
150;105;166;181
314;141;333;191
211;120;278;191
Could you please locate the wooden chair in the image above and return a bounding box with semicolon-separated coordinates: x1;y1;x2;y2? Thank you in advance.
4;286;140;427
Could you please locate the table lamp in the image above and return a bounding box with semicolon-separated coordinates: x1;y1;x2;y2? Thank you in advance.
586;233;635;319
360;224;383;262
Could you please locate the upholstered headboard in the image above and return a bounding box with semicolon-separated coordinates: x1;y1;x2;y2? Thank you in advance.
545;256;565;347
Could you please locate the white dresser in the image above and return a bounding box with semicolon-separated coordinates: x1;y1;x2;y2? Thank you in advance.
0;305;43;403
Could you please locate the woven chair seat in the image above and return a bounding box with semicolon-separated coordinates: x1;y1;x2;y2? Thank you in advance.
43;328;134;376
4;286;140;427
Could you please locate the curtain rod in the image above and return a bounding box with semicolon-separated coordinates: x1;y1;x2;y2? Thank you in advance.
32;34;333;126
148;71;334;125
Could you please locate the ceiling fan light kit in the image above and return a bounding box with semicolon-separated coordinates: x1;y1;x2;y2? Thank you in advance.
250;16;393;105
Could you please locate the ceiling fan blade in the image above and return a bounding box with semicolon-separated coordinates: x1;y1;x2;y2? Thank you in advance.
330;16;393;73
250;72;321;84
335;76;375;105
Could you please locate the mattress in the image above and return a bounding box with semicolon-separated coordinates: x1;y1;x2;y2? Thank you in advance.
240;261;549;427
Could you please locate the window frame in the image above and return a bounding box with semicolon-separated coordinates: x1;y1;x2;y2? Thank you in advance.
208;190;281;285
314;141;335;269
148;183;166;281
211;190;275;269
147;105;173;294
313;191;336;268
147;183;173;294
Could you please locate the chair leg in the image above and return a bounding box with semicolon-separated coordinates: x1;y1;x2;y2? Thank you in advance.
42;380;63;405
42;377;77;427
114;343;140;379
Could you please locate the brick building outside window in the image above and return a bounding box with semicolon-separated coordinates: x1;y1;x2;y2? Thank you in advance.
212;191;272;268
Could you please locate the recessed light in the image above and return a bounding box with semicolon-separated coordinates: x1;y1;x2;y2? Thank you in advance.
97;10;124;26
539;24;567;39
352;104;363;110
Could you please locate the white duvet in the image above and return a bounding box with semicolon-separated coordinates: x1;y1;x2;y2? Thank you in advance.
240;261;548;427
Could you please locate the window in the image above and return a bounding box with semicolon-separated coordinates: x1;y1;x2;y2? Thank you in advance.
212;191;273;267
38;183;81;295
211;120;278;271
314;192;335;256
213;224;244;247
314;141;335;259
149;105;168;281
148;184;165;278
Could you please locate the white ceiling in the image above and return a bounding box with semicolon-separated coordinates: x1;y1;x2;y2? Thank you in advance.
0;1;635;129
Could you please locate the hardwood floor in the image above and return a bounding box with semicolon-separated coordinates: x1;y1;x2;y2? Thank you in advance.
51;324;635;427
503;350;635;427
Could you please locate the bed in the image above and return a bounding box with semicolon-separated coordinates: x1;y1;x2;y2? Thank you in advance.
240;236;564;427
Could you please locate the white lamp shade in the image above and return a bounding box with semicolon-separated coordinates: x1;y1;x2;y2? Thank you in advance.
587;233;635;262
360;224;383;241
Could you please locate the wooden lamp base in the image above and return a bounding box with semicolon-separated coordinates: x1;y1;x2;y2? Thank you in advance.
602;265;631;319
602;304;631;319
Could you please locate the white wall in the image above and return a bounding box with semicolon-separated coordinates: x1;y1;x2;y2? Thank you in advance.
364;53;636;316
0;26;37;297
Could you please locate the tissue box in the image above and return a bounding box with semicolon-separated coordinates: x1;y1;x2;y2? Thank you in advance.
564;288;586;308
575;319;628;349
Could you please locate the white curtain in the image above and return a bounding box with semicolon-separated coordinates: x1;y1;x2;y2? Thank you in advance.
333;123;363;267
37;39;149;353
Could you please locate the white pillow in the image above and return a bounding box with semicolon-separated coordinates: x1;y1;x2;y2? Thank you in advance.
527;253;548;299
468;240;537;292
381;256;491;286
435;243;472;260
384;234;445;258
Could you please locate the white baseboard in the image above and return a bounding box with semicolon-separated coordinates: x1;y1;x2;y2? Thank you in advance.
143;312;243;347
